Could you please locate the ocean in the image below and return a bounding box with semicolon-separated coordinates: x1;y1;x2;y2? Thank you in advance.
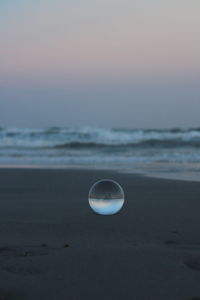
1;126;200;180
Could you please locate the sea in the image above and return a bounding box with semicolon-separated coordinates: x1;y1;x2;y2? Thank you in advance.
1;126;200;181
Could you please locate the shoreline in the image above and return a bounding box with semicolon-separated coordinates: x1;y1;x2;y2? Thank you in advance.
0;163;200;182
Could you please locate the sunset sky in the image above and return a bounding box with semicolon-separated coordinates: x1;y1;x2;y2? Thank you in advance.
0;0;200;128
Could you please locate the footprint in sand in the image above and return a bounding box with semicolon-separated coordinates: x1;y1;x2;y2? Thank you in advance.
184;257;200;271
0;246;48;257
0;244;69;276
164;240;178;245
164;240;200;251
0;245;49;276
0;291;23;300
163;240;200;272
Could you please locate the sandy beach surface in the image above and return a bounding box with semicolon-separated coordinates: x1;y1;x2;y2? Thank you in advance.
0;168;200;300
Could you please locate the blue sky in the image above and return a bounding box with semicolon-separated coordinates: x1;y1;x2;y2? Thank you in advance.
0;0;200;128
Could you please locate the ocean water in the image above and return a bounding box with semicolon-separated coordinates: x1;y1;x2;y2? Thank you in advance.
0;126;200;180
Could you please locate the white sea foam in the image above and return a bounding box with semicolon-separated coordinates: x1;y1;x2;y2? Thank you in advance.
0;127;200;167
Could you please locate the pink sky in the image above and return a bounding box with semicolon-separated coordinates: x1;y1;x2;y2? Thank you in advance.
0;1;200;128
0;0;200;81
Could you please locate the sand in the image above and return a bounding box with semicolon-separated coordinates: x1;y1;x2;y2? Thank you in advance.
0;168;200;300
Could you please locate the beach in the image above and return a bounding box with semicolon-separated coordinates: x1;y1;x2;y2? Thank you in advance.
0;168;200;300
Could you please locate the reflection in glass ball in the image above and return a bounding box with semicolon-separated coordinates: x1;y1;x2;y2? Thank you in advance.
88;179;125;215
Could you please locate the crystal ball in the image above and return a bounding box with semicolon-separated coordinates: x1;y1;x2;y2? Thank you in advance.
88;179;125;215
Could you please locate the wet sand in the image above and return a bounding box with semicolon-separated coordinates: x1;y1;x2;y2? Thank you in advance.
0;168;200;300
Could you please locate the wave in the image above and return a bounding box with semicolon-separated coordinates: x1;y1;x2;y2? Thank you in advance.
1;127;200;166
53;139;200;149
1;126;200;149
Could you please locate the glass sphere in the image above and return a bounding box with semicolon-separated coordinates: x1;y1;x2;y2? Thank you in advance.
88;179;124;215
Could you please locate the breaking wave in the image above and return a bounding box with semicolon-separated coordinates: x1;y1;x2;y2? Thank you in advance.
0;127;200;166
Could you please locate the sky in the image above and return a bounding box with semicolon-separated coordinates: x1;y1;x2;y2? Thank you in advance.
0;0;200;128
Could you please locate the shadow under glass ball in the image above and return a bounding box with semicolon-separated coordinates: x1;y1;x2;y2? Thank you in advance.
88;179;125;215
